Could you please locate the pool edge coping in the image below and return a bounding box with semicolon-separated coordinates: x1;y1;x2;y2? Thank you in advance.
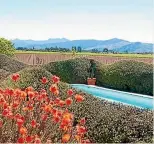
71;84;153;99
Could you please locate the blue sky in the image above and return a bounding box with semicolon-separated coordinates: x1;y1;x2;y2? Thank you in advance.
0;0;153;42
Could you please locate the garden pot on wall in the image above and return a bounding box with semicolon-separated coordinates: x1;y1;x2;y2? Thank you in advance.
87;78;96;85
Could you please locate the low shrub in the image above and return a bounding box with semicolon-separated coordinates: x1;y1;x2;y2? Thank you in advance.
96;60;153;95
0;67;153;143
0;54;26;73
0;69;11;81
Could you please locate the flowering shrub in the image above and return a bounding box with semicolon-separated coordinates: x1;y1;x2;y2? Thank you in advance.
0;73;90;143
0;65;153;143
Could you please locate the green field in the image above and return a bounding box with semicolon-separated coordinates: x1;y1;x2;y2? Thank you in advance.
15;50;153;58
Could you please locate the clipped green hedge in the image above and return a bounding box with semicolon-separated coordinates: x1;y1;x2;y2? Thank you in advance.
44;58;153;96
0;67;153;143
43;58;91;84
96;60;153;96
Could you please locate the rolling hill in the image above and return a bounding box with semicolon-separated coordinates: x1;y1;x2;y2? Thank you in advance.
11;38;153;53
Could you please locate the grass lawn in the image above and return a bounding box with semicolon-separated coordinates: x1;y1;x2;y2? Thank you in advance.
15;50;153;58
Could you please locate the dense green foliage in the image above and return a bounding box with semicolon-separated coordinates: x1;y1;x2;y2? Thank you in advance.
96;60;153;95
0;38;15;56
44;58;153;95
0;67;153;143
0;54;26;73
43;58;91;84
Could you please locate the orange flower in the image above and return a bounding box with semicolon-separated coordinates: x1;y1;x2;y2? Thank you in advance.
20;91;27;98
67;89;73;96
34;138;41;143
17;137;25;143
54;98;60;104
26;135;33;143
61;117;71;126
76;125;87;135
81;139;91;143
25;86;34;92
22;107;29;111
75;135;81;142
2;109;9;116
14;88;21;96
19;127;27;135
12;102;19;109
62;134;71;143
49;84;58;93
0;119;3;127
28;91;35;99
16;118;24;127
52;75;60;83
51;108;57;115
79;117;86;125
60;124;66;130
44;104;52;113
75;94;84;102
31;120;37;128
41;114;48;121
65;98;73;106
59;100;65;107
11;73;20;82
54;89;59;96
53;116;60;123
27;104;34;111
63;112;73;120
41;77;48;84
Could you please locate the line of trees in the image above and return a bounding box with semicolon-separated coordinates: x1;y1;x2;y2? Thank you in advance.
16;46;83;53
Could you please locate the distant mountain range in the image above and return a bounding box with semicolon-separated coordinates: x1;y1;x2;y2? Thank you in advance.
11;38;153;53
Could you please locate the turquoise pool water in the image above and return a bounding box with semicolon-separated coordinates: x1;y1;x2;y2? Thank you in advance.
71;84;153;110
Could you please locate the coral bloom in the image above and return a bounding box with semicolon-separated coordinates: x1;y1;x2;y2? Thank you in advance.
62;134;71;143
28;91;35;99
11;73;20;82
20;91;27;98
67;89;73;96
52;75;60;83
53;116;60;123
76;125;87;135
25;86;34;92
79;117;86;125
41;77;48;84
26;136;33;143
65;98;73;106
75;94;84;102
59;100;65;107
19;127;27;135
31;120;37;128
0;119;3;127
49;84;58;93
17;137;25;143
34;138;41;143
41;114;48;121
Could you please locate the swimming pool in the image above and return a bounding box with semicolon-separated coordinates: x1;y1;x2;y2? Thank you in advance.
71;84;153;110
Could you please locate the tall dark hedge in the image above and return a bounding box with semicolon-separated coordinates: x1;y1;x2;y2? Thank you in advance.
0;67;153;143
43;58;91;84
44;58;153;96
96;60;153;96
